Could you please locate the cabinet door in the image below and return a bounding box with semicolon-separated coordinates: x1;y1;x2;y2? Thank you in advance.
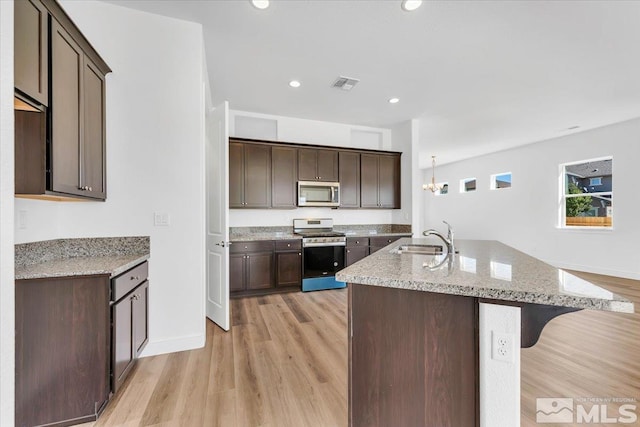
346;246;369;267
16;276;110;427
14;0;49;106
298;148;318;181
82;59;106;199
112;293;134;393
360;153;379;208
379;154;400;208
229;253;246;292
276;251;302;288
317;149;338;181
229;142;244;208
272;146;297;208
132;281;149;358
339;151;360;208
246;252;274;290
244;144;271;208
51;20;83;196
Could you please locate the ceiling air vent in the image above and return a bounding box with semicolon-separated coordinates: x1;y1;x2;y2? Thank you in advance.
332;76;360;91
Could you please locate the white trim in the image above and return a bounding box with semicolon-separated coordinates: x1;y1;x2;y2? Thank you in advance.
139;332;205;358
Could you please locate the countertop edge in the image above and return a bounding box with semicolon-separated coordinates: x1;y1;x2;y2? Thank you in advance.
15;254;150;281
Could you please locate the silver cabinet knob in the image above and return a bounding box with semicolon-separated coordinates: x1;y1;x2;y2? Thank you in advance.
287;243;291;247
356;241;359;244
131;275;140;280
298;253;301;256
88;187;92;191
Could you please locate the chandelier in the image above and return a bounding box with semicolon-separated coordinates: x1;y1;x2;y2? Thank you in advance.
422;156;443;193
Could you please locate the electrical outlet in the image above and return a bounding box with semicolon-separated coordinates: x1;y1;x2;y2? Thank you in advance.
492;332;515;363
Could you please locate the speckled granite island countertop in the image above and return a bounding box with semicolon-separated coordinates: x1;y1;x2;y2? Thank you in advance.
15;236;150;280
336;238;633;313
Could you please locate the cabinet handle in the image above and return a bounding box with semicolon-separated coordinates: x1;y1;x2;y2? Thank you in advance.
318;176;322;180
88;187;92;191
287;243;290;247
347;250;350;253
356;241;359;244
131;275;140;280
298;252;301;256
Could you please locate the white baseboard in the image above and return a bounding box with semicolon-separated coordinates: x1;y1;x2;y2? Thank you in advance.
140;333;205;358
547;260;640;280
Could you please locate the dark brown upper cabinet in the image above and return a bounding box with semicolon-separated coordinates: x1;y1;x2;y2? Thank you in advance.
14;0;111;201
339;151;360;208
229;141;271;208
50;20;106;200
298;148;338;182
271;145;297;208
361;153;401;209
14;0;49;106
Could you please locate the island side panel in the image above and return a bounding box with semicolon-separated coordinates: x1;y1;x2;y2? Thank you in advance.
349;283;478;427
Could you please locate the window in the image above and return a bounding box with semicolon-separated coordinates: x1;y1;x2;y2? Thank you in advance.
490;172;512;190
561;157;612;228
460;178;476;193
435;182;449;196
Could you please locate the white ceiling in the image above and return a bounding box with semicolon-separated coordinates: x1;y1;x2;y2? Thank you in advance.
103;0;640;165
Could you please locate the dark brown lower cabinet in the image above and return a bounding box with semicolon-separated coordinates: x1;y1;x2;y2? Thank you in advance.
230;240;302;297
112;281;149;393
346;237;369;267
230;241;275;296
111;263;149;394
369;235;404;254
15;275;111;427
349;284;478;427
275;240;302;288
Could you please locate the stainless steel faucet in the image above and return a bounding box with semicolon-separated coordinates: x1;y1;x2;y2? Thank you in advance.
422;221;456;255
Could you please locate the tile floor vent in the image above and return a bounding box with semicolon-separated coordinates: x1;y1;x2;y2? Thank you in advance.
332;76;360;91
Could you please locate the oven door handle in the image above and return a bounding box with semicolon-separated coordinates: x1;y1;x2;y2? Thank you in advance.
303;242;346;248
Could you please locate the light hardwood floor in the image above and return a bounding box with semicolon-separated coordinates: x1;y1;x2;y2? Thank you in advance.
83;271;639;427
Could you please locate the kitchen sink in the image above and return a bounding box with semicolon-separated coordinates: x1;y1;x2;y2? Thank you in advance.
393;244;444;255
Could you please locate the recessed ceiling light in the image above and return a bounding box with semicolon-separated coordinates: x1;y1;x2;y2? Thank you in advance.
251;0;269;10
289;80;301;88
389;98;400;104
401;0;422;12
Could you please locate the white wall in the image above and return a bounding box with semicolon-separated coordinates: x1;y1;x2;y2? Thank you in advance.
425;118;640;279
0;1;15;424
229;109;411;227
14;1;207;355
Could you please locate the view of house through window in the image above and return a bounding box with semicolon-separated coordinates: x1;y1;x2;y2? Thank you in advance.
561;157;612;228
460;177;476;193
490;172;512;190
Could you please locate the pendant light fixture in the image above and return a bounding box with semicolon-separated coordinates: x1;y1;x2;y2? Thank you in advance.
423;156;444;193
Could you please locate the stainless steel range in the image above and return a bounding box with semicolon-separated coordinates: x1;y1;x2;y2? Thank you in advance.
293;218;346;292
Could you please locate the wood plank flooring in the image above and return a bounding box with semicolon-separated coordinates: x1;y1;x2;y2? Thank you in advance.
521;271;640;426
81;271;639;427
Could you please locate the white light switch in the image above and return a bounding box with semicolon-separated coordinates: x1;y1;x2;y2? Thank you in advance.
18;210;28;229
154;212;171;226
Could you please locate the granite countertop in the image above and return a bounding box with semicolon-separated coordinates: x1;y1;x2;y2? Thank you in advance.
229;224;412;242
15;236;150;280
336;238;634;313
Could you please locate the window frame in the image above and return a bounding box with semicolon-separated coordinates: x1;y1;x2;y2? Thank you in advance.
559;156;613;230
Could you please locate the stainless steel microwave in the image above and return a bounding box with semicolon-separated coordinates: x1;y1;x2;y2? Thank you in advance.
298;181;340;207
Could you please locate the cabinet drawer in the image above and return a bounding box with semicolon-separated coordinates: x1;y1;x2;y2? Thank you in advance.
275;239;302;251
112;261;148;302
230;240;274;253
369;236;402;248
346;237;369;247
